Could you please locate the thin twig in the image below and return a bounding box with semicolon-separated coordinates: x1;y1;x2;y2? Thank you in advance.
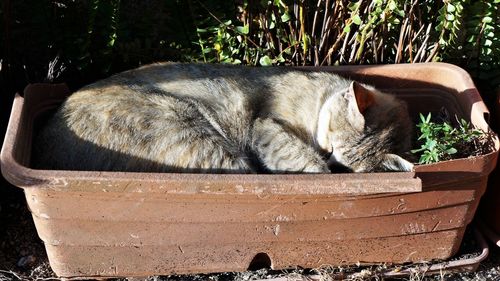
320;0;330;42
408;1;415;63
425;42;440;62
318;6;335;53
467;21;487;66
321;30;347;66
196;0;261;49
338;29;350;64
349;38;358;63
0;270;23;280
414;23;432;62
395;18;408;63
411;24;426;44
311;0;322;40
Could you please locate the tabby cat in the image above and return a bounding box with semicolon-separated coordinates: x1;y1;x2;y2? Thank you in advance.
32;62;414;173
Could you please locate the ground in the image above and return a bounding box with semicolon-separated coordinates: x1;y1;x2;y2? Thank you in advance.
1;181;500;281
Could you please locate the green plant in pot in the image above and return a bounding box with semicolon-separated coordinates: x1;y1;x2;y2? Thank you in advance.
411;112;490;164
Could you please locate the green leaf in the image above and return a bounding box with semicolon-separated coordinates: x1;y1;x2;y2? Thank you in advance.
236;25;249;35
347;1;360;11
419;113;426;123
259;55;273;66
281;12;291;22
447;4;456;13
411;147;425;154
446;148;457;154
343;25;351;34
352;14;362;25
388;1;397;10
427;140;437;149
482;16;493;23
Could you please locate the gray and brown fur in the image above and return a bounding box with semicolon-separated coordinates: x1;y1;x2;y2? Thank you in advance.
32;62;414;173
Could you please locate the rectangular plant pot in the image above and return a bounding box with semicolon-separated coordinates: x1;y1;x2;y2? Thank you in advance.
1;63;499;278
478;87;500;244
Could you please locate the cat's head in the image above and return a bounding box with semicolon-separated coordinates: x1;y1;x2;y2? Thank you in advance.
316;81;414;172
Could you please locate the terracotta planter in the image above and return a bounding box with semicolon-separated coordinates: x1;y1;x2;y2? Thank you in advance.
479;88;500;244
1;63;498;278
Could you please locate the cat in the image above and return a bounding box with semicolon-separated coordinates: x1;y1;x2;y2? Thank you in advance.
32;62;414;173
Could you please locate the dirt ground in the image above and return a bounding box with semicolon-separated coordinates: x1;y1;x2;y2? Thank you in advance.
1;180;500;281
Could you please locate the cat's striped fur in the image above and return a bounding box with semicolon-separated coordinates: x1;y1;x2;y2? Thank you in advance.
33;62;413;173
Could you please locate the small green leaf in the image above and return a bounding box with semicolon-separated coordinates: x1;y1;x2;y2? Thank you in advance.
447;4;456;13
427;140;437;149
352;14;362;25
281;12;291;23
347;1;360;11
446;148;457;154
236;25;249;35
388;1;397;10
482;16;493;23
259;55;273;66
419;113;426;123
411;147;424;154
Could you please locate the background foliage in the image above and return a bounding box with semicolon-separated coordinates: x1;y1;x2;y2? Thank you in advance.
1;0;499;96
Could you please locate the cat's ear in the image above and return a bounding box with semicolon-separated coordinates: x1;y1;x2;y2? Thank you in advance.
380;154;414;172
349;81;375;114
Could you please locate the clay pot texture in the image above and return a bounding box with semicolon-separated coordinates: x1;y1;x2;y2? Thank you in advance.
1;63;498;278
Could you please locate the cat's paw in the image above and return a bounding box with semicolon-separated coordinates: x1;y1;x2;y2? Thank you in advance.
379;154;414;172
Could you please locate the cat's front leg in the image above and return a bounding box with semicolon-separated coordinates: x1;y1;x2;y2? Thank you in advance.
251;118;330;173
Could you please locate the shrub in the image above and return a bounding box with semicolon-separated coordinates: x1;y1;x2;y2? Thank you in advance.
1;0;499;91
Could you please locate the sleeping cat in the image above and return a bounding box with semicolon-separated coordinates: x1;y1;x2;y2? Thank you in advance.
32;62;414;173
